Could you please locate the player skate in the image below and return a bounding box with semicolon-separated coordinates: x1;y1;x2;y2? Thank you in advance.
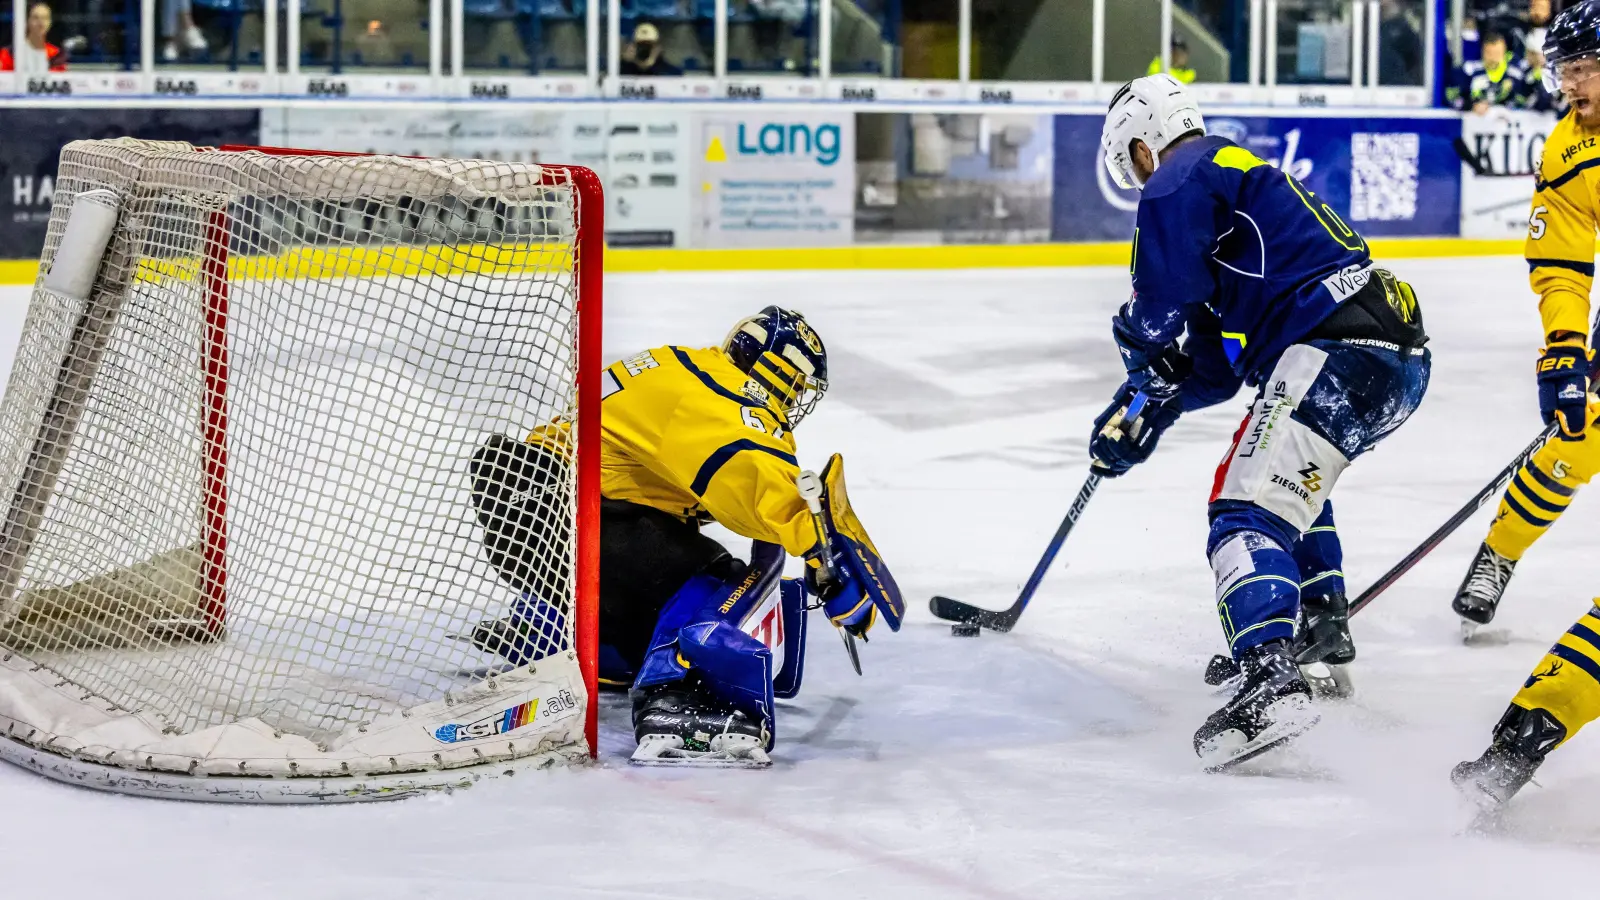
1092;75;1430;769
1292;592;1356;699
1194;640;1320;771
1452;704;1566;808
631;676;773;768
1452;542;1518;637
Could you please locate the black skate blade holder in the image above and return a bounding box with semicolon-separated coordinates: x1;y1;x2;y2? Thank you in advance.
798;470;862;676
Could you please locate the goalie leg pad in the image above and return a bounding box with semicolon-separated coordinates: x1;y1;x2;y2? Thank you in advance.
632;541;786;744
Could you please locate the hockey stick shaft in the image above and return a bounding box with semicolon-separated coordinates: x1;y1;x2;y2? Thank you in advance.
1348;329;1600;618
929;471;1104;630
1009;471;1104;610
928;393;1146;630
1348;421;1557;616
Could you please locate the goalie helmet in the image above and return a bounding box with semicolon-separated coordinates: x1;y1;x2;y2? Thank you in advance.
1542;0;1600;92
1100;74;1206;190
723;306;828;428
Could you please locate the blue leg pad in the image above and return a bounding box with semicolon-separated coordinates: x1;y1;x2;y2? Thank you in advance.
632;542;787;738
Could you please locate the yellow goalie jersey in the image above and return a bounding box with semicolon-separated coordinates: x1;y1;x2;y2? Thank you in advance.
1529;111;1600;341
586;344;818;559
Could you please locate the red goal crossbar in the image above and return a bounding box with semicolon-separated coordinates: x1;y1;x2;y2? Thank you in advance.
201;145;603;757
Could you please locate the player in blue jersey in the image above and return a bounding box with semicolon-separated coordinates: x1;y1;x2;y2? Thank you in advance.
1088;75;1433;770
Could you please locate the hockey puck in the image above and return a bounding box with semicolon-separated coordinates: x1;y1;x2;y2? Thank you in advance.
951;621;981;637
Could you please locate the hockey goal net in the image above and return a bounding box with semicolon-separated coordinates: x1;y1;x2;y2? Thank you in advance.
0;139;601;802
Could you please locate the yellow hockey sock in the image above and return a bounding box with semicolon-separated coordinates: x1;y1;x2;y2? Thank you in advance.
1485;450;1585;562
1511;604;1600;746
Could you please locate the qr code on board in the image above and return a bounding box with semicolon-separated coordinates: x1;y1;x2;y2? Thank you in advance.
1349;133;1420;222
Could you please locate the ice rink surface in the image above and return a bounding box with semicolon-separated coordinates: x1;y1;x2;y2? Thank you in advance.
3;257;1600;897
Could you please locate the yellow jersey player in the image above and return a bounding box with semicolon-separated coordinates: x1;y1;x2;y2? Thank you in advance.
466;307;904;768
1452;2;1600;637
1454;2;1600;806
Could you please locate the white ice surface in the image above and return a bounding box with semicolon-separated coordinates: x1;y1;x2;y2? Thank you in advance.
3;259;1600;897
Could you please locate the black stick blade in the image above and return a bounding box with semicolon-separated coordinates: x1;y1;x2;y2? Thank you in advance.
928;595;1020;633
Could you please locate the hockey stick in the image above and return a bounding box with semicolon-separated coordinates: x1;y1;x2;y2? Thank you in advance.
1347;420;1559;616
929;394;1147;633
1348;337;1600;615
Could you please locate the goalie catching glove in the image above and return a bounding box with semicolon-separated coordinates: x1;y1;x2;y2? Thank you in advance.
802;453;904;637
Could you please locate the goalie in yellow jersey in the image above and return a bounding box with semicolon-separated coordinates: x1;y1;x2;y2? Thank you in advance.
465;306;903;768
1453;1;1600;806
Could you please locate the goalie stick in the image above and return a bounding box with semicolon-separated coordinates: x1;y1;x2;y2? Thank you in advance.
929;394;1147;633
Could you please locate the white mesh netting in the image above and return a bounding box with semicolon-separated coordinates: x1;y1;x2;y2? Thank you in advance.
0;139;594;801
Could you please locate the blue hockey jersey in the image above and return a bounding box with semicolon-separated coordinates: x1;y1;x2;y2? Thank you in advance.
1120;135;1373;409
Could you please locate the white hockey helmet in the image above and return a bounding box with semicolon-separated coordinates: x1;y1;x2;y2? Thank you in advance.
1100;74;1207;190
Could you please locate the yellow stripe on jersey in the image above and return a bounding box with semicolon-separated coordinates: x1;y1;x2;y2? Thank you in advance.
1528;110;1600;341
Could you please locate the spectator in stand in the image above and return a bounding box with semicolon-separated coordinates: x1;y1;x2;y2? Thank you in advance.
1;3;66;73
1523;25;1569;114
621;23;682;77
1378;0;1425;84
1146;35;1196;84
1514;0;1554;56
162;0;210;63
1450;29;1530;112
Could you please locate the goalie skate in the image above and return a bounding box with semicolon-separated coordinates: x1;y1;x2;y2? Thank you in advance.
629;681;773;769
631;733;772;768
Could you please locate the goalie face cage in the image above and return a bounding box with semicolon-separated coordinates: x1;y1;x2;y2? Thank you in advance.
0;139;601;803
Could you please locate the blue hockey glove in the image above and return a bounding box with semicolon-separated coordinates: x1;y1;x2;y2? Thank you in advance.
1537;342;1592;440
1089;384;1181;477
1112;307;1192;401
807;551;876;637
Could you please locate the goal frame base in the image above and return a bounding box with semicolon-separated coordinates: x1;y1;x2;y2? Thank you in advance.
0;738;585;804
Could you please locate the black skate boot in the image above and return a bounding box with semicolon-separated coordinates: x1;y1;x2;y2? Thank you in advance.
631;677;771;768
1453;543;1517;637
1451;704;1567;808
1292;593;1357;699
1194;639;1321;771
1293;592;1356;665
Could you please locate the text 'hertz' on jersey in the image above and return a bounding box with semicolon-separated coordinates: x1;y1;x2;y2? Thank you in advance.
1527;110;1600;342
1125;134;1373;382
573;344;818;559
